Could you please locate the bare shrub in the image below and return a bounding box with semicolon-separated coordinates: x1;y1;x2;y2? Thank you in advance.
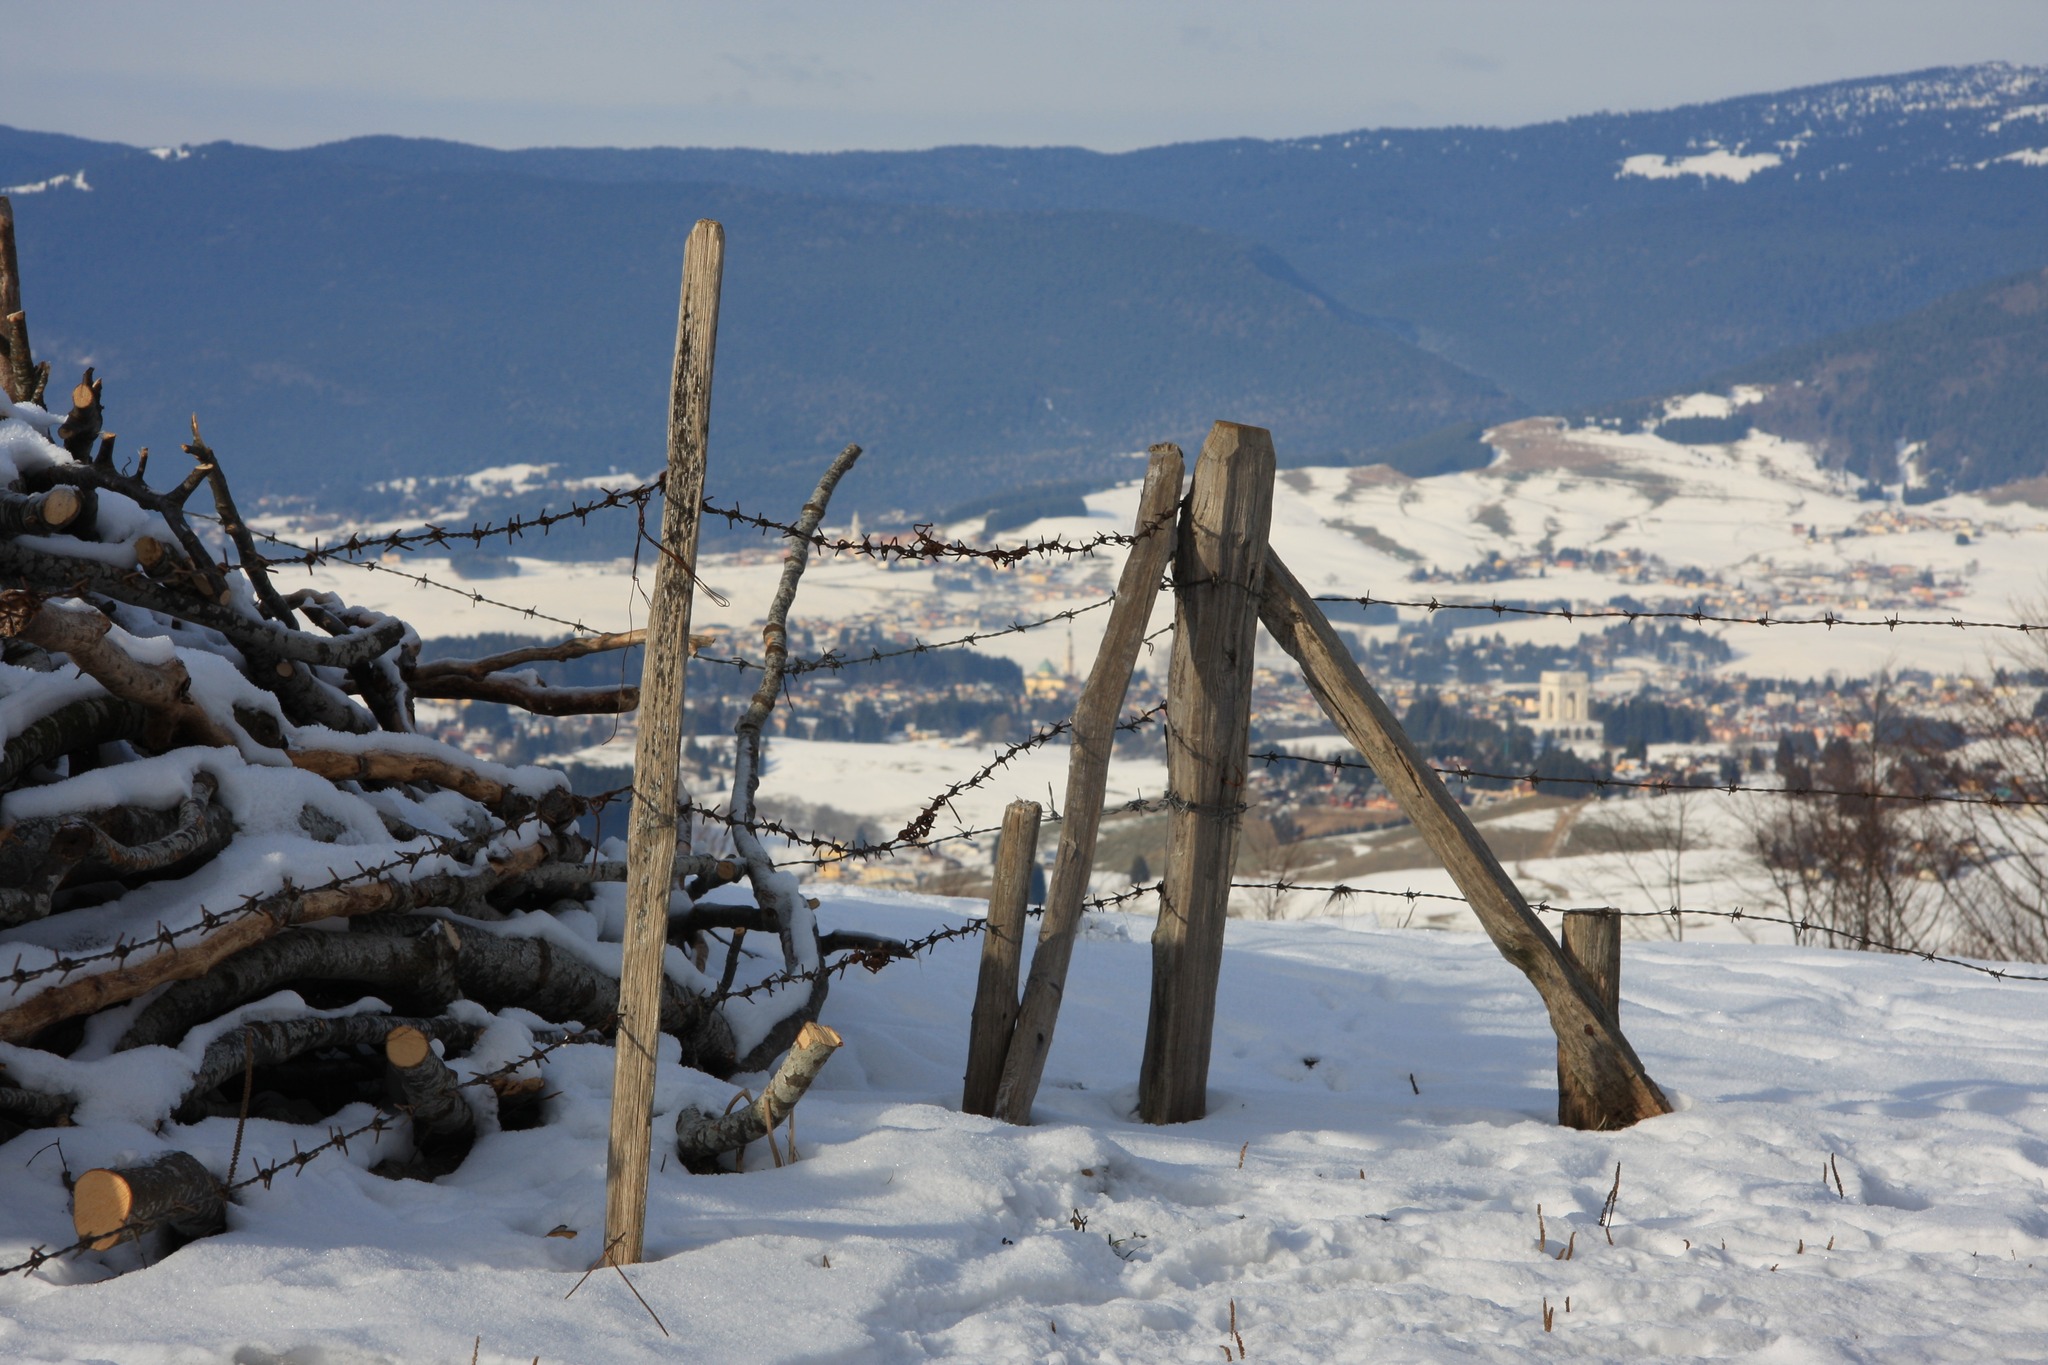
1745;679;1958;953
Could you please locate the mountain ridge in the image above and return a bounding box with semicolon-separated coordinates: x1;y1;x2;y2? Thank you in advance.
3;62;2044;511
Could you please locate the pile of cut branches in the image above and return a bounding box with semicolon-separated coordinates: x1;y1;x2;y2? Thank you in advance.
0;198;859;1255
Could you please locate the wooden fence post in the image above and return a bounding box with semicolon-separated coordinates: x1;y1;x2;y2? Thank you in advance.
994;443;1184;1124
1139;421;1274;1125
1558;908;1622;1127
604;218;723;1266
0;195;37;404
962;799;1041;1115
1254;550;1671;1130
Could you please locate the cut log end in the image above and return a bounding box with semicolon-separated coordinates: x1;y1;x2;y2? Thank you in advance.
71;1168;135;1250
37;486;80;530
385;1023;433;1069
796;1020;841;1051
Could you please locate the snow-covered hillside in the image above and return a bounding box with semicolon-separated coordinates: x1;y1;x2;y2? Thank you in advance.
6;894;2047;1362
269;414;2048;685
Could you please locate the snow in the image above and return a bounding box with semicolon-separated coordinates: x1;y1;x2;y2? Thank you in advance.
6;895;2048;1360
557;732;1173;836
263;411;2048;686
1659;389;1761;422
1617;150;1783;183
1986;104;2048;133
0;170;90;195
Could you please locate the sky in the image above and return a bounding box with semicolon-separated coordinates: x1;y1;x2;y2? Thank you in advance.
4;0;2046;153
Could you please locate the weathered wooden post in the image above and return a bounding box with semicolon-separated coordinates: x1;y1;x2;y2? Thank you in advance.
995;444;1184;1123
962;799;1041;1115
1255;551;1670;1129
1558;908;1622;1126
0;195;43;405
1139;421;1274;1125
604;218;723;1265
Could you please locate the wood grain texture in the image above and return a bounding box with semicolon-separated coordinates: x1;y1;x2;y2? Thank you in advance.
995;444;1183;1123
962;799;1041;1116
1256;552;1671;1130
1558;908;1624;1127
1139;423;1274;1125
607;218;723;1267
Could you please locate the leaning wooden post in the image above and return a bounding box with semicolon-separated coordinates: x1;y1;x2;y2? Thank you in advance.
995;443;1183;1123
604;217;723;1266
1255;550;1671;1129
1139;421;1274;1125
962;799;1041;1115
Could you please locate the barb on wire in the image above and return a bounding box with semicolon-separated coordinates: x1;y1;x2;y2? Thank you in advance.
1247;747;2048;812
1313;591;2048;636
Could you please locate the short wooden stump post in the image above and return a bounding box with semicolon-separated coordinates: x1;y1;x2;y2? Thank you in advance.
1558;909;1622;1127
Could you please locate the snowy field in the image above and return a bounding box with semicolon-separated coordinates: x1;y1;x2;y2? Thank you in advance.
261;408;2048;684
6;892;2048;1362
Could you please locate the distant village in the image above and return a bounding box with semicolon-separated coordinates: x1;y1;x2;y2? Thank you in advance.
401;518;2015;897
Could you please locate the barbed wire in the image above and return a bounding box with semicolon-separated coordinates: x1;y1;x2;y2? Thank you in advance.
707;878;1171;1005
638;703;1170;868
694;593;1129;676
0;831;509;999
1217;878;2048;983
232;519;615;636
1245;747;2048;812
244;475;1176;574
1229;876;2048;981
0;1030;602;1279
892;702;1168;848
250;481;664;568
1312;591;2048;636
701;493;1180;567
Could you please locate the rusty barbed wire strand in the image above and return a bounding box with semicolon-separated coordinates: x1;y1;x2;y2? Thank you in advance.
248;480;664;567
693;592;1128;675
0;1029;602;1279
700;491;1181;566
642;704;1170;867
243;475;1178;571
0;827;537;998
1243;745;2048;811
1311;591;2048;635
1219;877;2048;983
229;519;615;635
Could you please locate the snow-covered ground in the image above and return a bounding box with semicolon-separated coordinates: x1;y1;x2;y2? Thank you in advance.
6;893;2048;1362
